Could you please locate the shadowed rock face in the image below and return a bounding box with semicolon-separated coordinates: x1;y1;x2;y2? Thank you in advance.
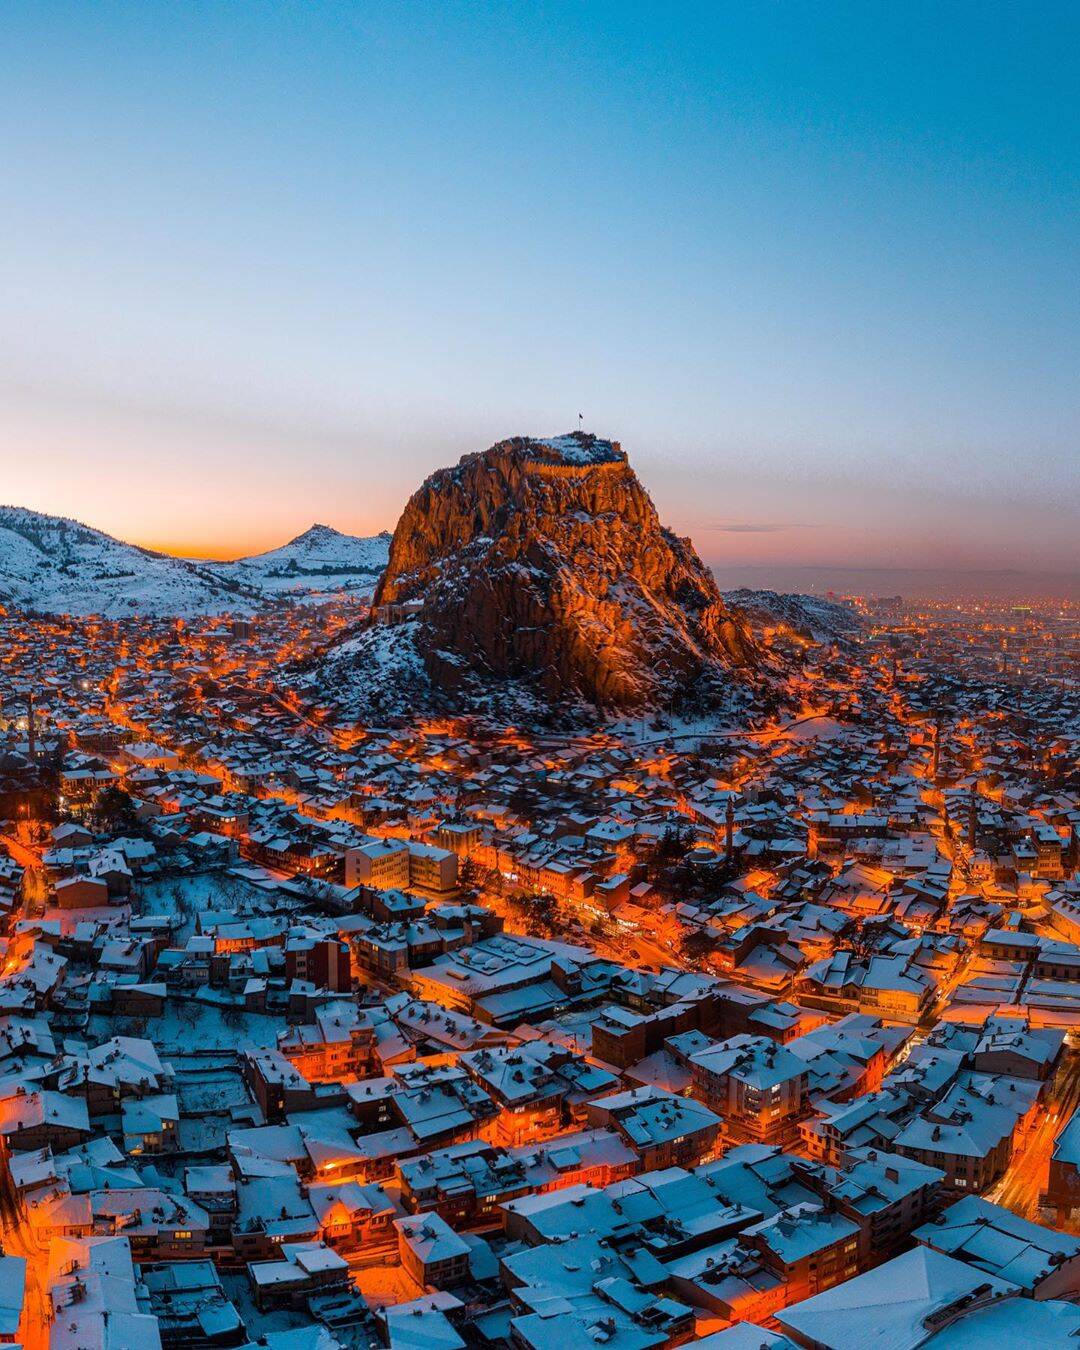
366;432;759;712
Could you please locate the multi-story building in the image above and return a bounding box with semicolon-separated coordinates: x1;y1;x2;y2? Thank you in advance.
690;1035;808;1145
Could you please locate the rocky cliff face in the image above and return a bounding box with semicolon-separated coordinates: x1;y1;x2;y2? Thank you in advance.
323;433;762;718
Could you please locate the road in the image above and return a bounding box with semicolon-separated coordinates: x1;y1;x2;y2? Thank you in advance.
626;706;831;751
478;881;683;974
986;1051;1080;1223
918;947;981;1030
594;919;681;972
0;1182;49;1350
0;832;48;919
0;831;42;871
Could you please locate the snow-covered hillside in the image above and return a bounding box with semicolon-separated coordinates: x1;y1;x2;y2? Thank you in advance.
0;511;391;618
722;588;864;645
207;524;390;599
0;506;261;617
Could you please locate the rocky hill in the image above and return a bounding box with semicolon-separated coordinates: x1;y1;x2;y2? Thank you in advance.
317;433;763;719
723;588;864;645
0;506;262;617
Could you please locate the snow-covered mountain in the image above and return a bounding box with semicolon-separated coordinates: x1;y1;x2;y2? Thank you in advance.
722;588;863;645
0;510;391;617
207;524;390;599
0;506;262;617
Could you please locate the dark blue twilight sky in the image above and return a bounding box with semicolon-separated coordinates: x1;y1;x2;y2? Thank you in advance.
1;2;1076;593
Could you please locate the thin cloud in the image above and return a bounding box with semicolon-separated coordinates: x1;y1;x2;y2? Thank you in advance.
696;521;812;534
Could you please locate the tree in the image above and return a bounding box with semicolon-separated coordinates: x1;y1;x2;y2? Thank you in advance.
655;825;692;864
508;784;536;818
458;855;483;900
92;785;137;834
515;889;558;936
681;929;715;961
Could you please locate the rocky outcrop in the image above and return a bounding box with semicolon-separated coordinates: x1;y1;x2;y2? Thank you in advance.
328;432;761;716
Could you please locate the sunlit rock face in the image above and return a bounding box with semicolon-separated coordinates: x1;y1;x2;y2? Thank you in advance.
358;432;759;715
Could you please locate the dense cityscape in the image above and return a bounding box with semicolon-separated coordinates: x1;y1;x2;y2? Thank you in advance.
4;5;1078;1348
0;579;1077;1349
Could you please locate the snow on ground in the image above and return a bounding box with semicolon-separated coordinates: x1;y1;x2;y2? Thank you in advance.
351;1262;422;1310
219;1271;313;1339
722;587;864;644
0;507;391;616
0;506;261;617
140;868;287;942
205;524;390;598
770;715;854;744
88;995;282;1059
311;619;434;720
176;1067;251;1115
159;996;283;1057
177;1112;230;1153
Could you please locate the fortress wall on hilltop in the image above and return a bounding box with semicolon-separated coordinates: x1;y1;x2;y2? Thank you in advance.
523;458;628;481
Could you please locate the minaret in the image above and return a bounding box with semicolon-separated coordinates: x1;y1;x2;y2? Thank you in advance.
932;711;943;781
26;693;35;761
967;783;977;850
725;797;735;860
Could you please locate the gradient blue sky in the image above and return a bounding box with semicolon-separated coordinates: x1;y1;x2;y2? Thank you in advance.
1;2;1077;587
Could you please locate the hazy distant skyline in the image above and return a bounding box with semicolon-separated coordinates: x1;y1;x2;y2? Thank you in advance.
2;3;1077;586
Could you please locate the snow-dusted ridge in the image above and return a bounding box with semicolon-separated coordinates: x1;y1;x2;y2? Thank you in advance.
0;507;390;617
0;505;263;617
722;588;864;644
206;524;391;598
